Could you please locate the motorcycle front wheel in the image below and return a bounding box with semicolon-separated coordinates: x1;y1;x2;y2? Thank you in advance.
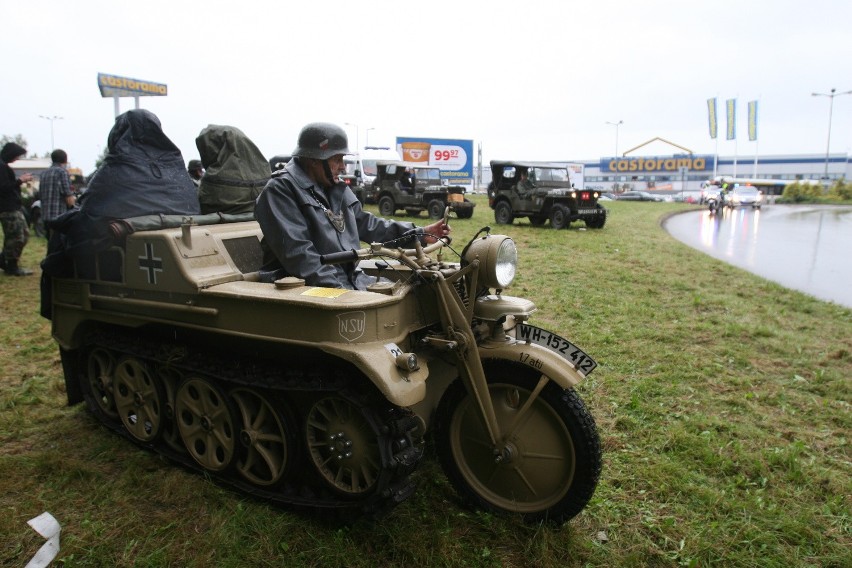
435;363;601;523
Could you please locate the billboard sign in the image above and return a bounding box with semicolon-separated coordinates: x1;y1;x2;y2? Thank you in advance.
395;137;473;184
98;73;168;98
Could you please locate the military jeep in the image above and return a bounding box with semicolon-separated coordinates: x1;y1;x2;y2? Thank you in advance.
367;160;475;220
487;161;607;229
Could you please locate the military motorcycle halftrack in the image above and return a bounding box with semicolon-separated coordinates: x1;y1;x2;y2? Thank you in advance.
50;211;601;523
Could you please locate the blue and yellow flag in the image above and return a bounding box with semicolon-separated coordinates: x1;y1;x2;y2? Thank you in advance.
707;98;718;139
726;99;736;140
748;100;758;141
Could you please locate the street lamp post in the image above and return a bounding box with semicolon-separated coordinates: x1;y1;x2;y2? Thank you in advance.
345;122;359;152
605;120;623;156
365;127;375;148
811;88;852;181
39;115;64;149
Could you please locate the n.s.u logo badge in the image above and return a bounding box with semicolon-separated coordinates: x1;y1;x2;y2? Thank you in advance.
337;311;366;342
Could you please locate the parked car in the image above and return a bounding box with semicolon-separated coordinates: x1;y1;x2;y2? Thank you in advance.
617;191;663;202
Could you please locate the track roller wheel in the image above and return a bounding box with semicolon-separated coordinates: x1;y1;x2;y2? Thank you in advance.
231;388;290;486
306;395;382;496
156;366;186;454
113;356;166;443
175;377;238;472
85;347;118;420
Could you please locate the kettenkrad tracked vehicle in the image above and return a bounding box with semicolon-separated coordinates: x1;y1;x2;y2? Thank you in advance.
50;211;601;522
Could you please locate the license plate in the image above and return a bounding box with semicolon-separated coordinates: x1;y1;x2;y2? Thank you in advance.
515;324;597;377
578;208;602;215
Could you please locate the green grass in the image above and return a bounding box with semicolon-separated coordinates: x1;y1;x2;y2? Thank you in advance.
1;197;849;567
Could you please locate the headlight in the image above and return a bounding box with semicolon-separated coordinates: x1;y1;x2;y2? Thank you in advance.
464;234;517;289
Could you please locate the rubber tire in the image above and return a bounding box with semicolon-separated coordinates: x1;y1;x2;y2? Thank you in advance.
379;196;396;217
550;204;570;229
585;208;607;229
434;363;601;523
456;201;475;219
494;201;514;225
427;199;445;220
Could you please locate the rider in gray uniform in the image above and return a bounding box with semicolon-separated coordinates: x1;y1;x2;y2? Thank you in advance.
255;122;449;290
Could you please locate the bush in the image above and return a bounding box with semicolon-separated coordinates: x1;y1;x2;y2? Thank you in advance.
827;179;852;200
781;181;827;202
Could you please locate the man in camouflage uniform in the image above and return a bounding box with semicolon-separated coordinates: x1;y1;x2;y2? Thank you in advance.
0;142;34;276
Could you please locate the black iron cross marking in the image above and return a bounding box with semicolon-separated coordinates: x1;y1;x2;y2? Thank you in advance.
138;242;163;284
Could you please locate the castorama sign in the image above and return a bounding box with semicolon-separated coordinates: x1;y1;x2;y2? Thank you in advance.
601;154;714;173
395;137;473;184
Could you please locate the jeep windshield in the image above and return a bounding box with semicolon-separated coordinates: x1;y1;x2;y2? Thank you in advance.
530;167;570;184
414;167;441;182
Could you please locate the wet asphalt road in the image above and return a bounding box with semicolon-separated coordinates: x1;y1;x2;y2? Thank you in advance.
663;204;852;309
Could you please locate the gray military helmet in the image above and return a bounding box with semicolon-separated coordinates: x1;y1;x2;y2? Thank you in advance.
291;122;351;160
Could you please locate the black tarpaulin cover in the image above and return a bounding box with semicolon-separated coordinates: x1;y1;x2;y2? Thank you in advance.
82;109;200;217
40;110;200;318
196;124;270;215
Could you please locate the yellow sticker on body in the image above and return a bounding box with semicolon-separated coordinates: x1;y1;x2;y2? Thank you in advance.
301;287;350;298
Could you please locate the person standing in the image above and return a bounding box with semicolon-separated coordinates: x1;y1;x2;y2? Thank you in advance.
39;149;75;240
0;142;34;275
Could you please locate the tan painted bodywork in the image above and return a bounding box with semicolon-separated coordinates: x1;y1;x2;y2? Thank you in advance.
51;219;587;412
51;221;442;407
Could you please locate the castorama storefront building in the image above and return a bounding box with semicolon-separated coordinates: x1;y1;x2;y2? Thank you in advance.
582;151;851;194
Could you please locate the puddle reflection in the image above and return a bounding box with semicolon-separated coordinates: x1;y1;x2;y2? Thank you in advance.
665;205;852;308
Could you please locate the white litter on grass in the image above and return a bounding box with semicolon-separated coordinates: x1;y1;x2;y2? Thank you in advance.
25;512;60;568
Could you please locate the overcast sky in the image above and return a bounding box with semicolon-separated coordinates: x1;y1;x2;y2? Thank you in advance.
3;0;851;173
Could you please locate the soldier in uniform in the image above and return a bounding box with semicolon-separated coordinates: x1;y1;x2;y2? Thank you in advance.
0;143;34;276
256;122;449;290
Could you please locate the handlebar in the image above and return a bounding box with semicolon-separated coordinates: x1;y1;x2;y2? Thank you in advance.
319;249;359;265
320;236;448;268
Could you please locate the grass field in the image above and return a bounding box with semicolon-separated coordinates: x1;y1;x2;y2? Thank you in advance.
1;197;849;567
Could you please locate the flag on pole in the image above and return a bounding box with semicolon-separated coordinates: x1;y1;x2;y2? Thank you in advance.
707;98;718;139
726;99;736;140
748;100;758;141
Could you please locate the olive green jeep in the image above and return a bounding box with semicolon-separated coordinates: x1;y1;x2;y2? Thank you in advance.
487;161;607;229
368;160;475;220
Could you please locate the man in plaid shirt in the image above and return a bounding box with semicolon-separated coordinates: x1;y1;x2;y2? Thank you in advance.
39;149;75;239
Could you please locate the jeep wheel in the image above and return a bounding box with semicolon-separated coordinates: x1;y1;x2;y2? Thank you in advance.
494;201;514;225
427;199;445;220
585;209;607;229
404;208;422;217
378;196;396;217
550;205;570;229
529;216;547;226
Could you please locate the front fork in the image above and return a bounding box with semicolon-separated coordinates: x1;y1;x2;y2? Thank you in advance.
426;266;509;448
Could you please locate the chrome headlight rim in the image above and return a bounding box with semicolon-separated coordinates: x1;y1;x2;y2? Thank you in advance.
463;234;517;289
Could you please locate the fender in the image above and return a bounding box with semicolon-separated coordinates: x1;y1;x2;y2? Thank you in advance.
478;339;586;389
